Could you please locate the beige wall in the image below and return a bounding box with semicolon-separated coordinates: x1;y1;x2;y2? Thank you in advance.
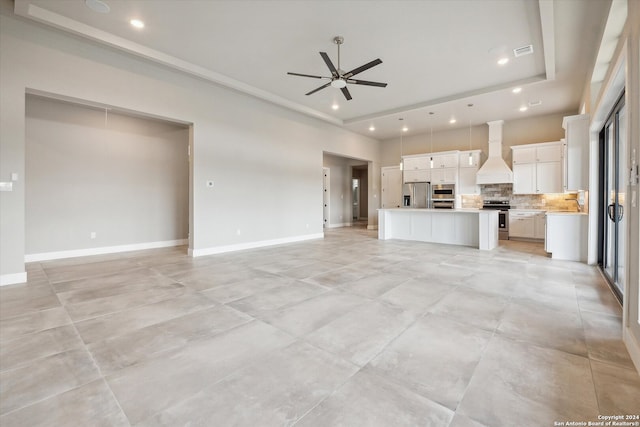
25;95;189;255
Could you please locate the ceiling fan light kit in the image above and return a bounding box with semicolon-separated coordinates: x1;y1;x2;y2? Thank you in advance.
287;36;387;101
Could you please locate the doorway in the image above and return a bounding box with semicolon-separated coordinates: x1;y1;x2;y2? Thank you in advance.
599;93;626;303
352;178;360;220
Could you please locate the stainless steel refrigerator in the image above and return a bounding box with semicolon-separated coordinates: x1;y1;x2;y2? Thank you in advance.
402;182;432;208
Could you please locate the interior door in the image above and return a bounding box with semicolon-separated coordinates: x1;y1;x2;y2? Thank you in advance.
601;97;626;301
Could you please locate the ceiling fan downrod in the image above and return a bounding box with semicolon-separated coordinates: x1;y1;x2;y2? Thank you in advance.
334;36;344;74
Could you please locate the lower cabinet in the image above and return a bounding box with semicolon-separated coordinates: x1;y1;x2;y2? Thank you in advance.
509;211;545;240
534;212;546;239
545;213;588;261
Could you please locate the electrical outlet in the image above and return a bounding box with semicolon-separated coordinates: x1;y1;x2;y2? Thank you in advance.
90;232;97;239
236;229;241;236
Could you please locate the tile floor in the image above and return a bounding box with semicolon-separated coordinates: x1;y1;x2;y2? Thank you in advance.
1;227;639;426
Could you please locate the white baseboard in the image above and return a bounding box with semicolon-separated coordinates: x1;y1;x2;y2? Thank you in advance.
190;233;324;257
624;326;640;375
326;222;351;229
0;272;28;286
25;239;188;262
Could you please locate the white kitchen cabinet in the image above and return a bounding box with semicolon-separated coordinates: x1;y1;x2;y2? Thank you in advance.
381;166;403;208
512;142;563;194
458;150;481;168
545;212;588;261
458;150;481;195
536;161;562;193
562;114;590;191
403;155;430;171
403;169;431;183
512;147;537;164
510;210;545;240
403;155;431;183
509;212;536;238
431;153;459;169
512;163;535;194
534;212;546;239
458;167;479;194
430;167;457;184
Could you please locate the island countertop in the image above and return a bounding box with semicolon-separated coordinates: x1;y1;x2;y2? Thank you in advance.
378;208;498;250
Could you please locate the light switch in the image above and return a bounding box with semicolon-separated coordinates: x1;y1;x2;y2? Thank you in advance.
10;173;18;181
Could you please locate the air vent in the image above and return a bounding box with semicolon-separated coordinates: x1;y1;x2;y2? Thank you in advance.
528;100;542;107
513;45;534;57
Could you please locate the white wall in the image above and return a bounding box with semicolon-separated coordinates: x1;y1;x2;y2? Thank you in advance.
381;112;572;167
25;95;189;256
0;11;381;281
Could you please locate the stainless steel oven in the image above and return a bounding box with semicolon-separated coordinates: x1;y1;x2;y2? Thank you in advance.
431;184;455;209
483;200;510;240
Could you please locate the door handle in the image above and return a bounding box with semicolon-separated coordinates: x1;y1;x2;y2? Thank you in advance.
608;203;624;221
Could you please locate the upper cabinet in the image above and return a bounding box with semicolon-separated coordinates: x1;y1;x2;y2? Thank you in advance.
403;155;430;171
458;150;481;194
402;155;431;183
511;142;563;194
562;114;590;191
431;153;458;169
402;152;459;184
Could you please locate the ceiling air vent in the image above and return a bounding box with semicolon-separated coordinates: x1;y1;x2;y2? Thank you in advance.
513;45;534;57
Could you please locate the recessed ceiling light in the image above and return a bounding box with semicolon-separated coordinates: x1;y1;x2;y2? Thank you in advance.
331;103;339;110
402;127;408;132
519;106;528;112
449;118;456;124
512;87;522;94
85;0;110;13
497;57;509;66
130;19;145;29
369;125;375;131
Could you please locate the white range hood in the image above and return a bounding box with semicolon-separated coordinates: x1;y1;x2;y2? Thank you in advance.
476;120;513;184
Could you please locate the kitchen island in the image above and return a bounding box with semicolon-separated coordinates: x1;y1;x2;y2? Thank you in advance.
378;208;499;250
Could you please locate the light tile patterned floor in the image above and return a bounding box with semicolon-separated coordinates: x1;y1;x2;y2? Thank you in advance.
1;226;639;426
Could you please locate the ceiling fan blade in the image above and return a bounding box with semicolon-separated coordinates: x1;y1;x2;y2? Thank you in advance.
341;86;352;101
287;72;329;79
305;82;331;96
347;79;387;87
344;58;383;78
319;52;338;77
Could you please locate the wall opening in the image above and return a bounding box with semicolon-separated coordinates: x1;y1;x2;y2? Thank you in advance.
25;94;190;260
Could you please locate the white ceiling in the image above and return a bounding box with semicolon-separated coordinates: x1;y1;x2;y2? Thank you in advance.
14;0;611;140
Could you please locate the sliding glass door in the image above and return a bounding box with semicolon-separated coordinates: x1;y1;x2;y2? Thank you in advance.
601;95;626;301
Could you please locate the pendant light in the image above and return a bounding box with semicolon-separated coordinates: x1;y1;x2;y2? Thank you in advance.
399;118;404;171
467;103;474;165
429;112;434;168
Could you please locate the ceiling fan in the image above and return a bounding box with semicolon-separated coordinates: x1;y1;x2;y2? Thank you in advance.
287;36;387;101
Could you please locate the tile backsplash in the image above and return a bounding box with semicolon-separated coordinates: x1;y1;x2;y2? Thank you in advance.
461;184;583;211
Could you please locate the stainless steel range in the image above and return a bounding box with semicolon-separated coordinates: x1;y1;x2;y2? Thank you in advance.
482;200;510;240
